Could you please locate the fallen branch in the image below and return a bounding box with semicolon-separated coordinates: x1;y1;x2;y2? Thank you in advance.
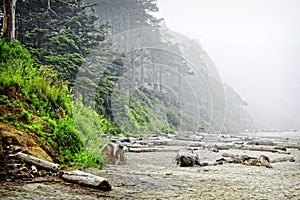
55;0;97;9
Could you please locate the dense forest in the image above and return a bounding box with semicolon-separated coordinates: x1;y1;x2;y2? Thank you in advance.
0;0;252;177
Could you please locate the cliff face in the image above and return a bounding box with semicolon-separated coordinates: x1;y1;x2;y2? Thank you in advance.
223;84;253;132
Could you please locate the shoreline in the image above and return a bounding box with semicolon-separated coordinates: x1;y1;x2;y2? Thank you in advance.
1;131;299;199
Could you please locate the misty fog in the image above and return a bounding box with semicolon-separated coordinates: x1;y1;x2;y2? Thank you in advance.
156;0;300;130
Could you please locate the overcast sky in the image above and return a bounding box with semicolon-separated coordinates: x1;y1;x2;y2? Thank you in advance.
156;0;300;129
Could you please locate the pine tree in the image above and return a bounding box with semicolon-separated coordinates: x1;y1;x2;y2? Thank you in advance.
14;0;106;82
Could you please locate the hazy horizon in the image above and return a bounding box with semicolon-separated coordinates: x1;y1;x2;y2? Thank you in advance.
156;0;300;130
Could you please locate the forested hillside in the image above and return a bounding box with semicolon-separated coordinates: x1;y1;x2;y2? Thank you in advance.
0;0;252;179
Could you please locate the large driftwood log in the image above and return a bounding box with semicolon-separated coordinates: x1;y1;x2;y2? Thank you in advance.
128;147;159;153
270;156;295;163
15;152;60;172
247;139;274;146
222;152;235;158
175;135;203;142
275;143;300;149
233;154;273;168
240;146;278;153
61;170;111;191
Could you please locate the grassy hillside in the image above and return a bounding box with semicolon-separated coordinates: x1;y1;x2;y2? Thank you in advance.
0;39;105;173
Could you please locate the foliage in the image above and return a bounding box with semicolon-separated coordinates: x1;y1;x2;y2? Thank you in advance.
110;87;180;135
0;39;106;167
89;0;162;34
15;0;107;83
72;149;105;168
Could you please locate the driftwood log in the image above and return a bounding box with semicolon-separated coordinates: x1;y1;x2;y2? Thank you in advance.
275;143;300;149
247;139;274;146
128;147;160;153
61;170;111;191
270;156;295;163
15;152;60;172
233;154;273;168
240;146;278;153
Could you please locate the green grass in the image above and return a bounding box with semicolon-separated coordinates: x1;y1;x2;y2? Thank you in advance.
0;39;104;168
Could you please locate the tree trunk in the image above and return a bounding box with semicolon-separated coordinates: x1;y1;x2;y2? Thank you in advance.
1;0;17;41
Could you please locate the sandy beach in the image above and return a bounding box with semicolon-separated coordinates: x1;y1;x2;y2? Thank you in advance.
1;131;299;200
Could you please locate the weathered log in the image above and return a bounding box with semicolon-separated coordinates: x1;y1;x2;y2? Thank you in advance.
270;156;295;163
232;154;272;168
257;155;272;168
175;135;203;142
61;170;111;191
274;143;300;149
186;147;202;151
247;139;274;146
126;144;151;148
240;146;278;153
15;152;60;172
274;146;287;151
215;144;231;150
175;152;200;167
136;139;198;147
128;147;159;153
189;142;205;147
209;147;219;152
199;161;224;166
233;154;256;163
222;152;235;158
218;138;242;143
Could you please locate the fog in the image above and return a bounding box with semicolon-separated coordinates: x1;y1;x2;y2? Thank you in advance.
156;0;300;129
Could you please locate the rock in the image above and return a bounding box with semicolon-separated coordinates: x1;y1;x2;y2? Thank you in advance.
100;143;126;164
175;152;200;167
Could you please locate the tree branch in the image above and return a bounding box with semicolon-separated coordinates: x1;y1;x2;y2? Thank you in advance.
48;0;57;15
15;17;38;28
55;0;98;10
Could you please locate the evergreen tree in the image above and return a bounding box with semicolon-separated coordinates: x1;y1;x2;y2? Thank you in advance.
88;0;162;35
14;0;106;82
